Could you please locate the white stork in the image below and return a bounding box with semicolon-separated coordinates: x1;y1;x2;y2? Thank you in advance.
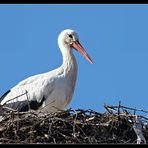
0;29;93;114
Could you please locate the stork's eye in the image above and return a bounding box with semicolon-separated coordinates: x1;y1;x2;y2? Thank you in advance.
68;34;73;38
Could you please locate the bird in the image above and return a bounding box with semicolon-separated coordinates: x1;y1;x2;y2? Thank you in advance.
0;29;93;114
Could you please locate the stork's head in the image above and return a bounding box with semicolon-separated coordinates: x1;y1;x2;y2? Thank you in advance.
58;29;93;64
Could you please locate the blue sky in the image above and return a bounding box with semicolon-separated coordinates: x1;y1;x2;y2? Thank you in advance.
0;4;148;114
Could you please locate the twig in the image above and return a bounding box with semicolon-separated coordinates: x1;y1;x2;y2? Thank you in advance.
25;90;31;111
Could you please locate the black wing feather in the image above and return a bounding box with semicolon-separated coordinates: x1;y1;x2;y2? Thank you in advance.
1;95;46;113
0;90;11;102
19;96;46;112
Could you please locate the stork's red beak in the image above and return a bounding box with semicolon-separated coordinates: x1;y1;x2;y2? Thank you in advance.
71;41;93;64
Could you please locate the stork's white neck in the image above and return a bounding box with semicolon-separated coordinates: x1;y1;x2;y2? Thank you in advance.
58;42;78;103
59;42;78;73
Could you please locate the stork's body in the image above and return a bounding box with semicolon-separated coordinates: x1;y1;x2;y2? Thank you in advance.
0;29;93;114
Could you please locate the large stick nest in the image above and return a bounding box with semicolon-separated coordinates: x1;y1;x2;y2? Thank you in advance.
0;104;148;144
